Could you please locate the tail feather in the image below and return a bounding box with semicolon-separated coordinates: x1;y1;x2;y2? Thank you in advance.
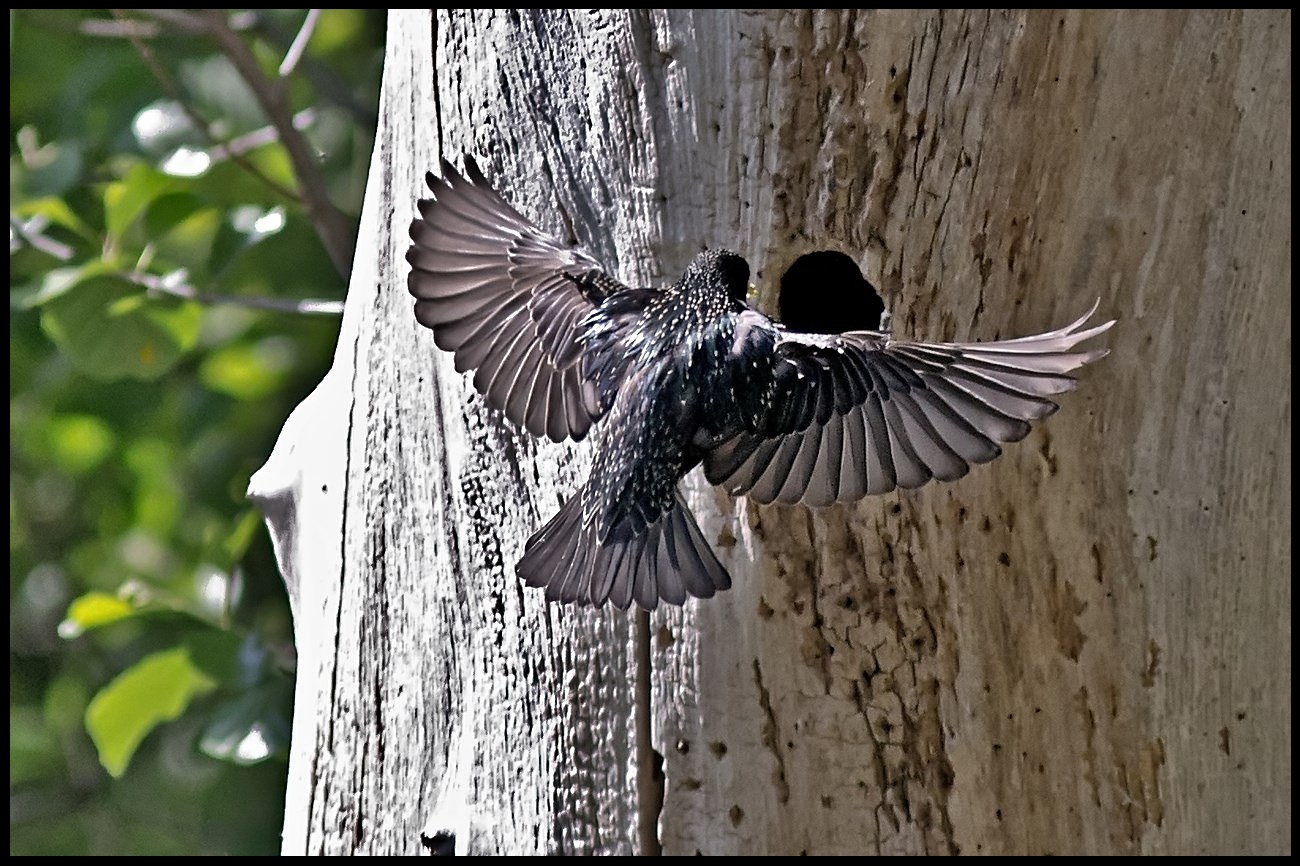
521;494;581;589
516;490;731;610
589;540;626;606
675;505;732;598
639;528;667;609
549;527;594;605
660;514;691;603
606;531;640;610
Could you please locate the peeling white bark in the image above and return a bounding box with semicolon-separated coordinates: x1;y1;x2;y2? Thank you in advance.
254;9;1289;856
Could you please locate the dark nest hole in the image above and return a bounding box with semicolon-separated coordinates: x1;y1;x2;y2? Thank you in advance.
778;250;885;333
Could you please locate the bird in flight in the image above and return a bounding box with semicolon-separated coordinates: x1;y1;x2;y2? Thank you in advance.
407;156;1113;610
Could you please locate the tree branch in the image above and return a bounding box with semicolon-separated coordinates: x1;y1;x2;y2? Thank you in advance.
635;610;663;856
278;9;320;78
126;8;257;35
79;16;161;39
249;12;379;129
200;10;356;279
210;109;317;164
129;269;343;316
10;214;76;261
109;9;302;204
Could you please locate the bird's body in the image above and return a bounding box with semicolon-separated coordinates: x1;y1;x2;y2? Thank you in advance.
583;256;765;530
518;254;774;607
407;157;1114;609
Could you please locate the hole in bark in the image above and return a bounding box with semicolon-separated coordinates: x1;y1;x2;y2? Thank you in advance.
778;251;885;334
421;831;456;855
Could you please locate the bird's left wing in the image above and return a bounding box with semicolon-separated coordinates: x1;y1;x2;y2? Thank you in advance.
704;303;1114;506
407;156;630;442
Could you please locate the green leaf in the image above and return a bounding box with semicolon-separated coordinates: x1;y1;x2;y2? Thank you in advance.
12;132;84;198
59;580;240;639
13;195;97;242
312;10;369;54
122;438;185;537
224;509;264;565
199;338;294;400
39;274;201;380
177;54;266;135
183;630;247;684
198;679;292;766
21;260;115;308
10;706;62;786
48;413;116;474
151;206;221;276
58;591;138;638
103;161;175;241
84;647;217;778
43;673;90;736
143;192;208;238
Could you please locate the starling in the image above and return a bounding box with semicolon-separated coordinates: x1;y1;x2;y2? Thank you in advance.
407;156;1114;610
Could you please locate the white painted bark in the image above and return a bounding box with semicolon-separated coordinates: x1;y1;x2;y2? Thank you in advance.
252;8;1289;856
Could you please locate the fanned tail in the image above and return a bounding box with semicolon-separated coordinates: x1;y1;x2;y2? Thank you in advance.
516;490;731;610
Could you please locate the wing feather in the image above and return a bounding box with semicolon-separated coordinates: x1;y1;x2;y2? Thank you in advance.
705;305;1114;504
407;156;632;442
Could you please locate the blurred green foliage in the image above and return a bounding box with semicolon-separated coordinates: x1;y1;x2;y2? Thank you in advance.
10;9;384;854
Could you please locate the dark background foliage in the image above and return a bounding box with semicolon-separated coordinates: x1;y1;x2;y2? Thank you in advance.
10;9;383;854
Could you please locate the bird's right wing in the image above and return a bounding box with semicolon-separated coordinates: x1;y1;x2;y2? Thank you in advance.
407;156;631;442
704;303;1114;506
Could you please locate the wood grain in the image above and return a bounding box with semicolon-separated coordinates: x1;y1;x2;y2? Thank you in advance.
255;9;1289;855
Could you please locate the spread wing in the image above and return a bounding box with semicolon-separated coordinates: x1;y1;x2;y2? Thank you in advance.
406;156;630;442
704;302;1115;505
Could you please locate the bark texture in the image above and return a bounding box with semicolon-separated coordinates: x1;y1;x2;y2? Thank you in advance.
252;9;1290;856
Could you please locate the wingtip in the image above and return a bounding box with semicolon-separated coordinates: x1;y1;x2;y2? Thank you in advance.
462;154;488;186
1061;297;1104;335
1068;319;1117;346
1072;300;1116;332
431;154;489;188
424;169;453;195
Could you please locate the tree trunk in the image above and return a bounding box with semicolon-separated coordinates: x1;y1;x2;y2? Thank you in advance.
250;9;1290;855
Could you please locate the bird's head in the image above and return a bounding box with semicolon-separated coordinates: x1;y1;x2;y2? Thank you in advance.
685;248;752;306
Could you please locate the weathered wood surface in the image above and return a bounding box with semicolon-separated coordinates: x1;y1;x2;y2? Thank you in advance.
252;8;1290;855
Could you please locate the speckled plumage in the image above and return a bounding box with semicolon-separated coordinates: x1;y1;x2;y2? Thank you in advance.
407;156;1114;609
